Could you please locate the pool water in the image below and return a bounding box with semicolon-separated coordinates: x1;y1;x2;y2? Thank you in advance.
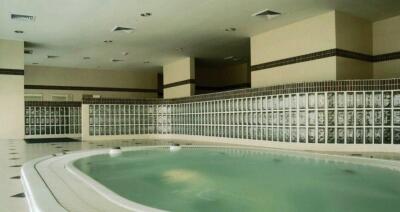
74;147;400;212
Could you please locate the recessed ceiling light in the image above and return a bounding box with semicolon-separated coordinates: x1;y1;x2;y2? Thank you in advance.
104;40;113;43
140;12;152;17
252;9;281;19
47;55;59;59
111;59;123;62
14;30;24;34
225;27;237;32
10;13;36;22
83;56;91;60
144;61;150;64
112;26;134;33
224;56;234;60
24;49;33;54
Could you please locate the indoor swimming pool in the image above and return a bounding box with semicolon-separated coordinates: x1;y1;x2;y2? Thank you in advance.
72;146;400;212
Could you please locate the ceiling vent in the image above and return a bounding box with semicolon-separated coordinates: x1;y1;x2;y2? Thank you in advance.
112;26;134;33
24;49;33;54
252;9;281;19
47;55;59;59
10;13;36;22
111;59;123;62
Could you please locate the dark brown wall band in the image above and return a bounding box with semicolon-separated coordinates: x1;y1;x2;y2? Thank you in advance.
24;85;157;93
251;49;400;72
163;79;195;89
0;69;24;75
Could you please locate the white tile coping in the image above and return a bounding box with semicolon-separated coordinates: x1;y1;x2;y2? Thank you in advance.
21;144;400;212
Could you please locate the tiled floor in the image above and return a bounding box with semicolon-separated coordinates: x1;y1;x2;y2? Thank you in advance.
2;138;400;212
0;138;209;212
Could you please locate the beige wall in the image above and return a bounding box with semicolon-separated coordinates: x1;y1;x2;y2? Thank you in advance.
251;11;337;87
335;12;373;79
251;11;336;66
373;14;400;79
163;57;195;99
196;62;249;87
24;65;158;100
0;39;24;139
252;57;336;87
250;11;381;87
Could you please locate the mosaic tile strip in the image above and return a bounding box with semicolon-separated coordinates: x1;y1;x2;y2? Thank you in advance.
25;101;82;107
0;69;24;75
24;85;157;93
251;49;400;72
163;79;195;89
84;78;400;104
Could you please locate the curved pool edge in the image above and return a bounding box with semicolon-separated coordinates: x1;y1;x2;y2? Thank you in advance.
21;144;400;212
21;155;68;212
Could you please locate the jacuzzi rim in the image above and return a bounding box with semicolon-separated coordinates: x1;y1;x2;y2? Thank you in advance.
22;145;400;212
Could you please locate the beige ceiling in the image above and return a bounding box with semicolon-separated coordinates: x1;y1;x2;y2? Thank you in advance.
1;0;400;72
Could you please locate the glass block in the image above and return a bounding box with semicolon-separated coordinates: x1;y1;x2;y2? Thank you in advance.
337;92;345;108
299;127;306;143
327;128;335;143
278;127;283;142
273;127;278;141
317;93;325;109
374;92;382;108
365;128;373;144
394;128;400;144
356;110;364;126
382;128;391;144
365;92;373;108
279;112;284;126
356;92;364;108
318;128;325;143
308;111;316;126
337;110;345;126
328;110;335;126
383;92;392;108
291;94;297;109
394;91;400;107
279;96;284;110
374;128;382;144
308;128;315;143
299;111;306;126
291;127;297;142
318;111;325;126
327;93;335;108
384;110;392;126
299;94;306;109
284;95;290;110
356;128;363;144
374;110;382;126
284;127;290;142
347;128;354;144
394;109;400;126
365;110;373;126
268;128;273;141
308;93;315;109
337;128;345;144
291;112;297;126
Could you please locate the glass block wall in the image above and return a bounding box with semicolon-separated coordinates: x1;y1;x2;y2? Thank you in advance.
85;90;400;144
24;102;81;138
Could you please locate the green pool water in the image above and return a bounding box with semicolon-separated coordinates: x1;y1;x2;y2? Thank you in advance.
74;147;400;212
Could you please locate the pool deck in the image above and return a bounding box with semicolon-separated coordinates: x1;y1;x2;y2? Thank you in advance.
1;139;400;211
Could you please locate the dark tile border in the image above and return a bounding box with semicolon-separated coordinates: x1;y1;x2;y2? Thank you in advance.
374;51;400;62
25;101;82;107
24;85;157;93
83;78;400;104
251;49;400;72
196;83;251;91
163;79;195;89
0;69;24;75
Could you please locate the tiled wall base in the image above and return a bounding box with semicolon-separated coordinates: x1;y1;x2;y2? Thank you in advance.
81;134;400;153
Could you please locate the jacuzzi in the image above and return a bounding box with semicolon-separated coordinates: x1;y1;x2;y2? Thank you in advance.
22;145;400;212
